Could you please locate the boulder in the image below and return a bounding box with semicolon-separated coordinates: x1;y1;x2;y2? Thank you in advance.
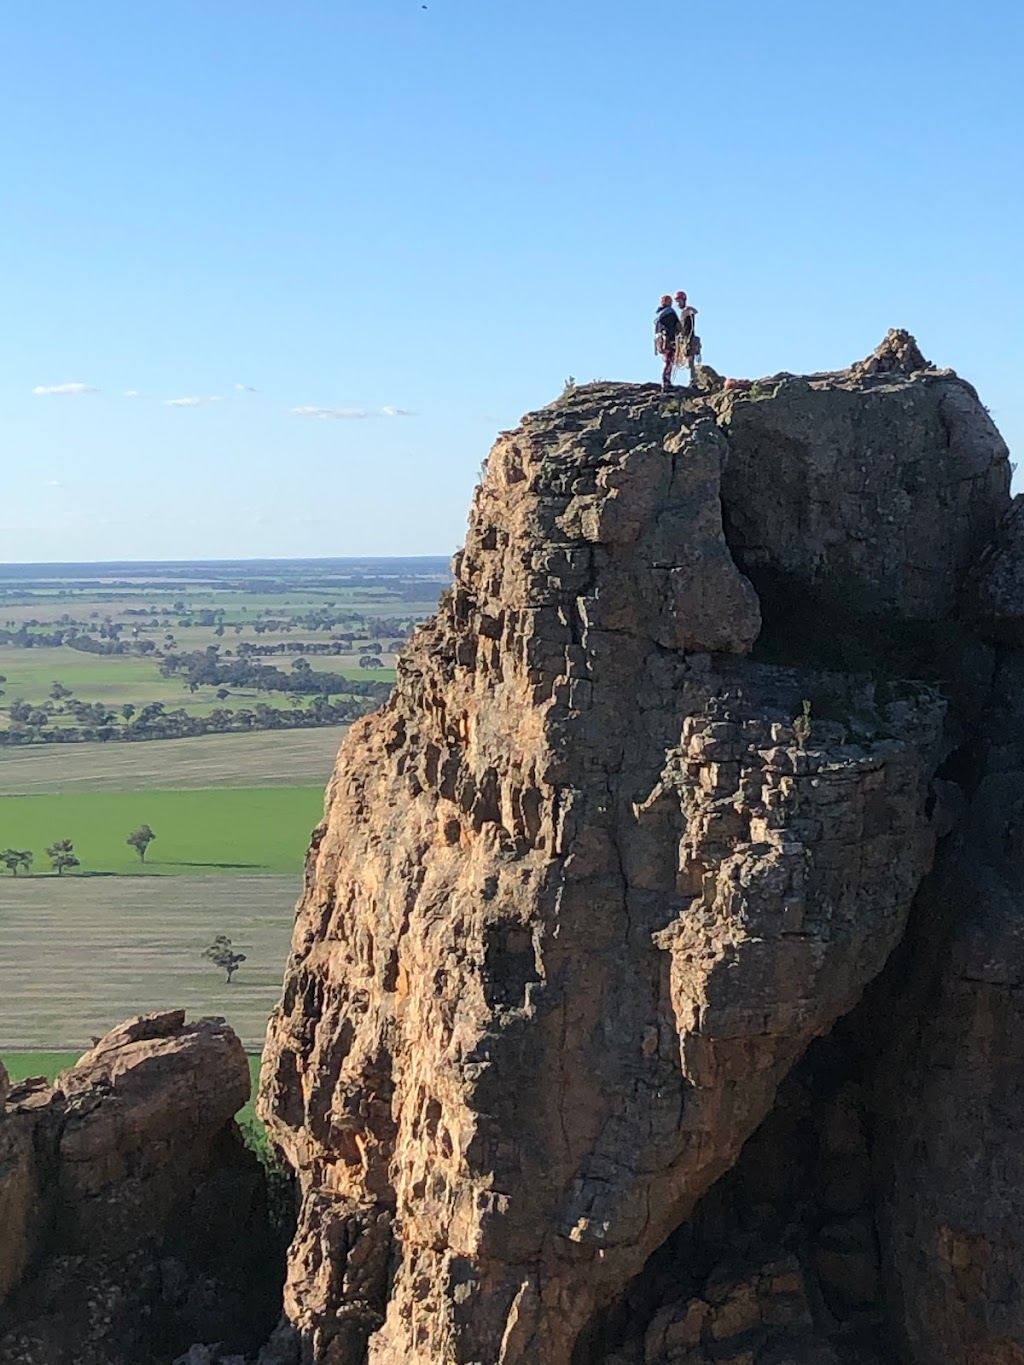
0;1012;275;1365
716;338;1009;620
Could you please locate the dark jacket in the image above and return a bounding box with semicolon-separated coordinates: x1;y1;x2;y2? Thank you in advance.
655;304;680;340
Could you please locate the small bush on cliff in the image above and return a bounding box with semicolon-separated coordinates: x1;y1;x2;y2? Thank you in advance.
793;700;812;750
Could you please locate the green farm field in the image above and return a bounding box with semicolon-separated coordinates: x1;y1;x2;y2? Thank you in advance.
0;643;396;717
0;785;323;874
2;1051;80;1082
0;560;445;1056
0;727;346;795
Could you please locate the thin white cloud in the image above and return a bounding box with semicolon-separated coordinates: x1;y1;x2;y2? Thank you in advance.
162;395;223;408
32;382;97;397
123;389;150;399
289;405;414;420
290;406;371;420
43;479;62;488
234;383;259;393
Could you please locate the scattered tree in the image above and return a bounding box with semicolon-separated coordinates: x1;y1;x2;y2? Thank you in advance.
0;849;33;876
126;824;157;863
49;681;73;701
202;934;246;983
46;839;80;876
358;655;384;669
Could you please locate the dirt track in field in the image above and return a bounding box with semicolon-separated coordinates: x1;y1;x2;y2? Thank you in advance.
0;875;298;1050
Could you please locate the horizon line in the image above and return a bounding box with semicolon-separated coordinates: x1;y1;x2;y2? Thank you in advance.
0;553;453;570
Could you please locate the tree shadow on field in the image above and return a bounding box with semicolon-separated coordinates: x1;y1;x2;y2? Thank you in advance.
162;860;263;870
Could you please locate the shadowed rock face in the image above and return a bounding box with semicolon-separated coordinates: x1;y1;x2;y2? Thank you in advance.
259;333;1015;1365
0;1012;280;1365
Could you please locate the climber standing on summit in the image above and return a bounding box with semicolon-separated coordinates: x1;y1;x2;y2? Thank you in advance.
654;294;680;392
674;290;701;386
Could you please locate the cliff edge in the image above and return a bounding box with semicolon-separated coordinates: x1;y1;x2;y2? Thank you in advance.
259;332;1020;1365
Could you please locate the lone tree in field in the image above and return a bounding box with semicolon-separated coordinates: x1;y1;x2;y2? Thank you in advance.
0;849;33;876
46;839;80;877
202;934;246;984
126;824;157;863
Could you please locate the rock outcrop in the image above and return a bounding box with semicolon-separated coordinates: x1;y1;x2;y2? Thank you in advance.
259;331;1019;1364
0;1012;281;1365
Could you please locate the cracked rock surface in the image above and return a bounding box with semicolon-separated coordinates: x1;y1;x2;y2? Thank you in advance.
0;1012;280;1365
259;332;1016;1365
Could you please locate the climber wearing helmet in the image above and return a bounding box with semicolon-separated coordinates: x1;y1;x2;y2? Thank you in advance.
674;291;701;385
654;294;681;392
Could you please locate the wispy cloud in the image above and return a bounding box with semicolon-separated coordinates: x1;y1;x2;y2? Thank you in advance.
123;389;149;399
43;479;63;488
234;383;258;393
162;395;223;408
32;382;97;397
289;405;414;420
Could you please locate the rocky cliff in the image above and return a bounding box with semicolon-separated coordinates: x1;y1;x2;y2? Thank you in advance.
0;1012;282;1365
259;332;1022;1365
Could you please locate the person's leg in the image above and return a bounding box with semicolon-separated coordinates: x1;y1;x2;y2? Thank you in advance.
688;355;699;384
662;348;673;390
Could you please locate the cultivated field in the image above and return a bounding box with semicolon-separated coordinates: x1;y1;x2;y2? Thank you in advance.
0;559;440;1059
0;785;323;875
0;875;298;1050
0;727;346;795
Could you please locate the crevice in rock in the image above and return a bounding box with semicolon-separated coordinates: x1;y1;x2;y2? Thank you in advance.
577;1011;907;1365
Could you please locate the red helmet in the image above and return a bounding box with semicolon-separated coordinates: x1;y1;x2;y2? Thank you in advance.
674;291;687;303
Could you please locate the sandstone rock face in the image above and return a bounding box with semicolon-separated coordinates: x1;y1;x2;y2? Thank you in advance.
54;1010;251;1252
0;1074;40;1307
717;330;1009;620
0;1011;278;1365
866;631;1024;1364
963;494;1024;643
260;340;1010;1365
879;879;1024;1365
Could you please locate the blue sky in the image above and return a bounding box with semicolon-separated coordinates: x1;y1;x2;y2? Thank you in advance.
2;0;1021;562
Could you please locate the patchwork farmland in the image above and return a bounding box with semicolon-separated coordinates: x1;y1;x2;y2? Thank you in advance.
0;558;446;1073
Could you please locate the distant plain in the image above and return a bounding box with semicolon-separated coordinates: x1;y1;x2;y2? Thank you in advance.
0;559;446;1055
0;875;298;1050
